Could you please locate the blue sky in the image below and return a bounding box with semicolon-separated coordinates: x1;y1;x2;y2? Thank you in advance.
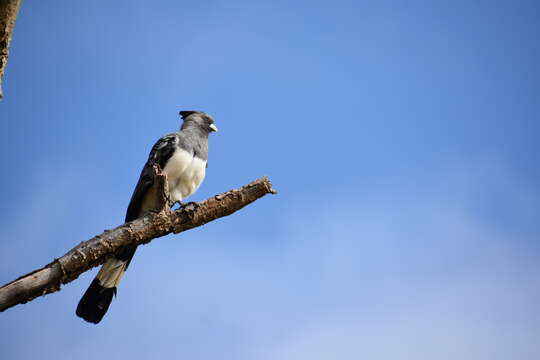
1;1;539;359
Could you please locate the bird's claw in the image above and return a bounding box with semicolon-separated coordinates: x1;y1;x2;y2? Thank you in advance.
177;201;198;210
166;195;174;209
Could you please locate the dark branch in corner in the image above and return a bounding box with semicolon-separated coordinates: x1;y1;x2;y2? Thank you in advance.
0;0;22;99
0;167;277;312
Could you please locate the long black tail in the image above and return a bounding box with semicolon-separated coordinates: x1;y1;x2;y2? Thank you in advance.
76;247;137;324
76;278;116;324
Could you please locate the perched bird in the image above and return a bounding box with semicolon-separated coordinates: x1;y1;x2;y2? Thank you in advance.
76;111;218;324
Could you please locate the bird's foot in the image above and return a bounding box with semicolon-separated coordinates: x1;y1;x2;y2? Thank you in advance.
177;201;198;211
166;195;175;209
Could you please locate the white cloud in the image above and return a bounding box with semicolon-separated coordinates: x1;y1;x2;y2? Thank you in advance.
242;163;540;360
3;162;539;360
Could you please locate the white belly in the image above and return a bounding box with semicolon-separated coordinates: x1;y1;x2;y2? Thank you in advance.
163;148;207;202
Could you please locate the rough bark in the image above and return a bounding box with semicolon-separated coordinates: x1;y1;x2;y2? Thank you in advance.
0;0;21;98
0;169;276;312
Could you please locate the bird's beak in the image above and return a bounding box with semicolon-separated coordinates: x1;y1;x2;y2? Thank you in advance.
209;124;218;132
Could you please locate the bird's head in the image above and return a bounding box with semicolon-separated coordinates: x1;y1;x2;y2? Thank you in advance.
179;111;218;134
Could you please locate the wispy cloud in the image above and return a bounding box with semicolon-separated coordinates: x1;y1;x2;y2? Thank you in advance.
2;162;539;360
243;163;540;360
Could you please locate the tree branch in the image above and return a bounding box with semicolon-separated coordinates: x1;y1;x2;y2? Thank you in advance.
0;170;277;312
0;0;22;99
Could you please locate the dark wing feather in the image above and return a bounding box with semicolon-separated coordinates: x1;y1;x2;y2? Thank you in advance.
125;133;179;222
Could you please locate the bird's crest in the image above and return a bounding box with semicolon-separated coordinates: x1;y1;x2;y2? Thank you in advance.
179;111;198;119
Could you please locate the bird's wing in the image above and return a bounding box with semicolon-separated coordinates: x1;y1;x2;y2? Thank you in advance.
125;133;179;222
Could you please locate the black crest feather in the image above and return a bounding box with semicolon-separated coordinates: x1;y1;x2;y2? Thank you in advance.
179;111;198;119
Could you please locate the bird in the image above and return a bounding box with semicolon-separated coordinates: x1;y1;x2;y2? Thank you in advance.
76;110;218;324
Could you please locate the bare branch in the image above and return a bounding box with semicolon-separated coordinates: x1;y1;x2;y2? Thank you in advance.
0;0;22;98
0;173;276;312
